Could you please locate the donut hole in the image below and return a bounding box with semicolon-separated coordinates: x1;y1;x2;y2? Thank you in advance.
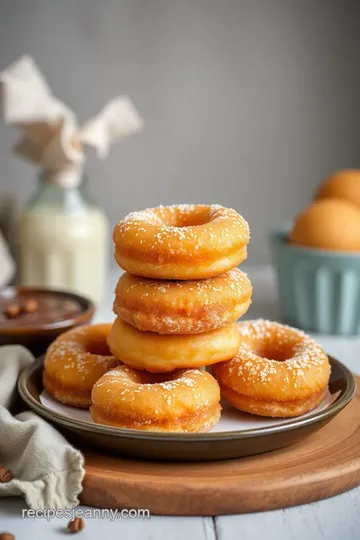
175;214;210;228
255;344;294;362
84;336;112;357
123;370;179;385
166;207;211;228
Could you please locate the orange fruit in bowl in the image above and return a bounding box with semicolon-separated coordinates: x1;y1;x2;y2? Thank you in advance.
315;169;360;207
289;198;360;251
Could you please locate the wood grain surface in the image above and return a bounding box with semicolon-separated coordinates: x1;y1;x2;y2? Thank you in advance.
79;376;360;515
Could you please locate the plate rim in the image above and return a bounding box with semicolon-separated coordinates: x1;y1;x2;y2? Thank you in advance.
18;356;356;443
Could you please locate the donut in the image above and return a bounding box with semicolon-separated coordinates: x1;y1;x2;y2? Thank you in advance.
43;324;121;408
212;320;331;417
108;317;240;372
113;204;250;279
90;365;221;432
289;199;360;251
113;268;252;334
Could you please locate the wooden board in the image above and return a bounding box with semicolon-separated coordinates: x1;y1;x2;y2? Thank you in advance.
80;376;360;516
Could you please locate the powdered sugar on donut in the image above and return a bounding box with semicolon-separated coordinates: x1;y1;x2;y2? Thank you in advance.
44;325;118;379
114;269;252;334
90;365;221;432
214;319;330;401
113;204;250;257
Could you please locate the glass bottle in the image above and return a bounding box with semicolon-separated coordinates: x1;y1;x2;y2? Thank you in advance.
19;169;109;304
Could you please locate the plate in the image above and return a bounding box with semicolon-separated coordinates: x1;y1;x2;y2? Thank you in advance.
18;356;356;461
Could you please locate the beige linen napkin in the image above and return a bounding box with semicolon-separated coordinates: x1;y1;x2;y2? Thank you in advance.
0;55;143;183
0;345;85;509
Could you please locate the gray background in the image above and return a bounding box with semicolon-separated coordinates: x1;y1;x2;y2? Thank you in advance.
1;0;360;264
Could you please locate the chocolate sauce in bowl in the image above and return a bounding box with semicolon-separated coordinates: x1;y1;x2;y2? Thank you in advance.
0;292;82;328
0;287;94;356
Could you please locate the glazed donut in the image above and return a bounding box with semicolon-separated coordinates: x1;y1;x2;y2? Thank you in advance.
90;365;221;432
113;204;250;279
108;317;240;372
113;269;252;334
212;320;331;417
43;324;121;408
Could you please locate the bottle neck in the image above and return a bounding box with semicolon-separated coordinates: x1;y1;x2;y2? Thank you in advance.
41;166;84;189
26;168;96;213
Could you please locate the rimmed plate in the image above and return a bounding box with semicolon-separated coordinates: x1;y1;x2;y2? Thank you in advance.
18;356;356;461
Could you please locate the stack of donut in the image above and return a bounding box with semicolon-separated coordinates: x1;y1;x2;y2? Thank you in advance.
43;203;331;432
91;204;252;431
108;204;252;371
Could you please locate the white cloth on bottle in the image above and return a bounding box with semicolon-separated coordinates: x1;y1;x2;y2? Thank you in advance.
0;55;143;185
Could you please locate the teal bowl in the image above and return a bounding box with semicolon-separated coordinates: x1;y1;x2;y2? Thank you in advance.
270;224;360;335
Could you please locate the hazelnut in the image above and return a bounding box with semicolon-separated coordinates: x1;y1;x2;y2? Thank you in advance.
0;466;13;483
22;299;38;313
67;518;85;534
5;304;20;318
0;533;15;540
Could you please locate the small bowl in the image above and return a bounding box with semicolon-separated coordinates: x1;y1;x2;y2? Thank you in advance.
0;287;95;356
270;224;360;335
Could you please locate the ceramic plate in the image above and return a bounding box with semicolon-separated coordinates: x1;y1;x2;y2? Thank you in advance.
18;356;356;461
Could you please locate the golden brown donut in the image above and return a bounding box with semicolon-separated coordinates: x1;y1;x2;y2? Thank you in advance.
108;317;240;372
90;365;221;432
315;169;360;207
212;320;331;417
113;204;250;279
43;324;121;408
113;269;252;334
289;199;360;251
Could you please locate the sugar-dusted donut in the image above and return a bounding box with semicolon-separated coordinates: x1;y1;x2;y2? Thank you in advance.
90;365;221;432
212;320;331;417
113;204;250;280
108;317;240;372
113;268;252;334
43;324;121;408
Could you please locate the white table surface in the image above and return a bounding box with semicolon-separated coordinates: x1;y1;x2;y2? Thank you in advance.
1;266;359;539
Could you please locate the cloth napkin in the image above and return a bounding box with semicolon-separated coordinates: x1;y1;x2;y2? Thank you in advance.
0;55;143;184
0;345;85;509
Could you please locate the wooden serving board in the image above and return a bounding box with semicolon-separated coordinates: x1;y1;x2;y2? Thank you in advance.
80;376;360;515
